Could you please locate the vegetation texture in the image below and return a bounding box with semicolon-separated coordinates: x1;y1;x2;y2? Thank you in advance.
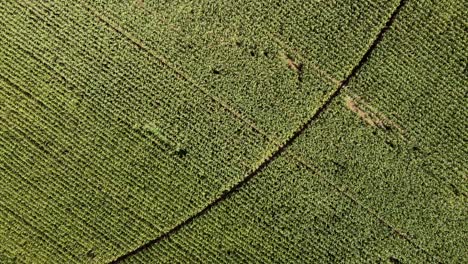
0;0;466;263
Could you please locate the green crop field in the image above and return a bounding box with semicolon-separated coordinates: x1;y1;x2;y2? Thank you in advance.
0;0;466;263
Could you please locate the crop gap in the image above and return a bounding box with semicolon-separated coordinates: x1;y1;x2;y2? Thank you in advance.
297;67;304;82
86;249;96;259
175;148;188;158
450;183;460;196
381;123;392;131
212;69;221;75
332;161;346;173
389;256;401;264
385;140;396;148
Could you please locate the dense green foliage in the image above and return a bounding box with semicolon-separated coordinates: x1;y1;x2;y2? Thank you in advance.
0;1;268;262
0;0;465;263
90;0;399;140
119;0;467;263
122;152;433;263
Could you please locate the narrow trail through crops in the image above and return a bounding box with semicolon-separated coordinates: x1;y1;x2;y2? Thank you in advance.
106;0;436;263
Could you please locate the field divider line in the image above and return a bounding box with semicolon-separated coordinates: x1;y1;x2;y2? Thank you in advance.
75;0;439;262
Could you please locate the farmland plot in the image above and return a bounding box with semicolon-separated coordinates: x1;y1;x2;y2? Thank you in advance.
116;0;467;263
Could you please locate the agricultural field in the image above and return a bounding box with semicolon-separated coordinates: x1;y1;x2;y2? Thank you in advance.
0;0;466;263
